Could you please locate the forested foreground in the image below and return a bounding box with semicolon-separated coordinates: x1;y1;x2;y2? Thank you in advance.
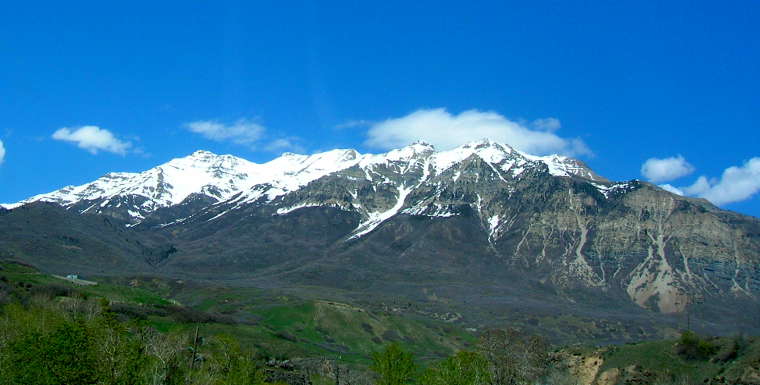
0;293;579;385
6;296;755;385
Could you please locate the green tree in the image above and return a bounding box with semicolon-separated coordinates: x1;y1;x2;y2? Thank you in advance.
205;335;266;385
370;343;417;385
420;350;490;385
93;310;149;385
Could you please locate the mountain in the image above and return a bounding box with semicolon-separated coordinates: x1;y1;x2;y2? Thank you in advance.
2;141;605;227
2;139;760;340
2;149;366;224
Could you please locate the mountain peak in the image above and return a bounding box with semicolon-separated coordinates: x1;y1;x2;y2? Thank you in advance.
464;139;518;154
411;140;434;147
463;138;494;146
383;142;436;161
460;137;500;147
189;149;219;157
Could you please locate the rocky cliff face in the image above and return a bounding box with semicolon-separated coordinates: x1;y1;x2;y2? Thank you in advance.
174;140;756;316
2;140;759;331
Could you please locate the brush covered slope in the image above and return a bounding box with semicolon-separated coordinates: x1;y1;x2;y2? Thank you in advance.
2;140;760;340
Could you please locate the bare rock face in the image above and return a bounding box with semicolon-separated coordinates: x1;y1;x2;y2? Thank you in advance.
244;144;759;317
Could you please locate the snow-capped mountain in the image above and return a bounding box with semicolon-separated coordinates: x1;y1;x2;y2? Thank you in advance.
3;148;363;219
2;139;760;327
2;139;606;226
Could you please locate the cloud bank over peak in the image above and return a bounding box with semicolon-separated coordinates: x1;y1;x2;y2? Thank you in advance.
364;108;591;156
52;126;132;155
641;155;695;183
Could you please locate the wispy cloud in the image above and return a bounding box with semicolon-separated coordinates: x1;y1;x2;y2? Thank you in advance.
0;139;5;165
52;126;132;155
184;118;307;155
185;119;264;146
364;108;590;156
531;117;561;132
335;120;374;129
641;155;695;183
265;138;305;153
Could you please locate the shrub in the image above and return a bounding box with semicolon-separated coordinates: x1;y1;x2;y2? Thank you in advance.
110;303;167;321
479;328;551;384
676;331;718;360
29;283;73;299
420;350;490;385
712;335;746;363
370;343;416;385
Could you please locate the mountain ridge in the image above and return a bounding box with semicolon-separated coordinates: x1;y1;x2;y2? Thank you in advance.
2;140;611;229
2;139;759;339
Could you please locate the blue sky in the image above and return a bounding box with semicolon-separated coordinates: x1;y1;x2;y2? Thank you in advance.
1;1;759;217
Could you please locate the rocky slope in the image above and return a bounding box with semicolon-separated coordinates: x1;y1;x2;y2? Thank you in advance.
2;139;759;338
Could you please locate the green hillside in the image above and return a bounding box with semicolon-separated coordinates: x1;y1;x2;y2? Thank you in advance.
4;260;760;385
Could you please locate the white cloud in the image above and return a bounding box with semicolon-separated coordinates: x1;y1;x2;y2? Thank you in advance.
662;158;760;206
0;139;5;165
364;108;591;156
690;158;760;205
681;176;711;196
640;155;695;183
52;126;132;155
659;184;684;196
185;119;264;146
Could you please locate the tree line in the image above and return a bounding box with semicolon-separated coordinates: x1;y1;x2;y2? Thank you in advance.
2;273;727;385
0;296;278;385
0;285;580;385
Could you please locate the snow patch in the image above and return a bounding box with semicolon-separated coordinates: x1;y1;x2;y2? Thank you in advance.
275;202;324;215
488;215;500;237
349;186;411;239
402;202;458;218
